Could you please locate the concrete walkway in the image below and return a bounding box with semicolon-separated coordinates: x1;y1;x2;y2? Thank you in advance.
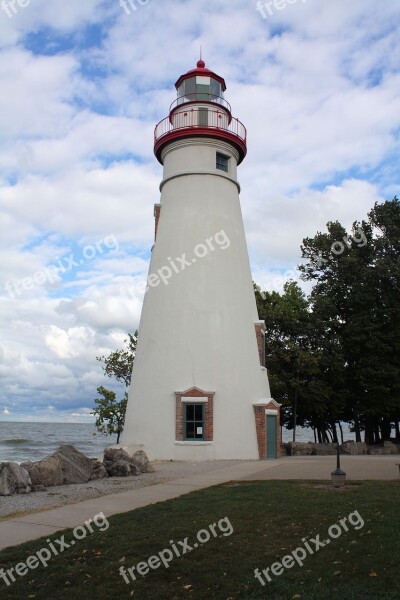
0;456;398;552
240;454;400;481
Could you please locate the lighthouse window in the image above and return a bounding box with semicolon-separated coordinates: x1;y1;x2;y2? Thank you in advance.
210;79;221;98
184;77;196;99
185;404;204;440
177;77;223;103
216;152;229;173
196;86;210;100
198;108;208;126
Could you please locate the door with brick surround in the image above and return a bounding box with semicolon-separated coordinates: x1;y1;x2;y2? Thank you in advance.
266;414;277;459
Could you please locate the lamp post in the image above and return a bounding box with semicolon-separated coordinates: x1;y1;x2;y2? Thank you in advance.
292;387;297;442
331;442;346;488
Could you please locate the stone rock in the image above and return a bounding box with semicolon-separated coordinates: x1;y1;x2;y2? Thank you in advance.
286;442;315;456
0;462;31;496
53;445;96;484
368;442;399;455
31;484;47;492
132;450;155;473
90;458;109;480
286;442;345;456
383;441;400;452
22;445;100;487
22;456;63;487
311;443;337;456
103;447;141;477
109;460;135;477
103;447;130;466
340;441;367;455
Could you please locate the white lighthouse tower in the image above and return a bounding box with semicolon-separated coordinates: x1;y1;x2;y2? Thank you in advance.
122;60;281;460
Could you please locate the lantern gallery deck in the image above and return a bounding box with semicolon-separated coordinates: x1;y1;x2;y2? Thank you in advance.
154;108;247;164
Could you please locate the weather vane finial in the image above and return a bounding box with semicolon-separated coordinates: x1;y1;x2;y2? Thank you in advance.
197;46;205;69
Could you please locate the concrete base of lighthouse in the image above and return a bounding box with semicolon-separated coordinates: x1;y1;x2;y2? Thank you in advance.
120;396;282;462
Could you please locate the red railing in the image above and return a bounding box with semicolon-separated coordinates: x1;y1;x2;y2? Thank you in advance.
154;107;247;146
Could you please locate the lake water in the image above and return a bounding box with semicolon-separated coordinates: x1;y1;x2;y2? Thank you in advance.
0;422;117;464
0;421;357;464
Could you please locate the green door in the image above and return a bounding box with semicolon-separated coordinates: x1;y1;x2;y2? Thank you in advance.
266;415;277;460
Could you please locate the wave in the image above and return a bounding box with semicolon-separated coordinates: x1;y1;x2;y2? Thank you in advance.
0;423;116;463
0;438;40;446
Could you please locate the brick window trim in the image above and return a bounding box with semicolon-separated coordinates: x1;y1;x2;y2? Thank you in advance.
175;387;215;442
254;321;266;367
253;400;281;460
154;203;162;241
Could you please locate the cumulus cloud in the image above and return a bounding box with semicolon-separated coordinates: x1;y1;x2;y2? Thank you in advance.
0;0;399;421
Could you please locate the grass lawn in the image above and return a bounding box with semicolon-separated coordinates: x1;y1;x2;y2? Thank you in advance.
0;480;399;600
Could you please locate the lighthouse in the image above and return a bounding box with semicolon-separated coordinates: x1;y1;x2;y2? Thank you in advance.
122;60;281;460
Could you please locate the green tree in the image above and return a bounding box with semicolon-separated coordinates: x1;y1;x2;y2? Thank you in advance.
92;387;127;444
299;198;400;442
96;332;137;387
256;281;334;442
305;293;348;443
92;332;137;443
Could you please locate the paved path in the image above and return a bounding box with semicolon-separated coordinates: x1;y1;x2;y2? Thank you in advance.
240;455;400;481
0;456;398;552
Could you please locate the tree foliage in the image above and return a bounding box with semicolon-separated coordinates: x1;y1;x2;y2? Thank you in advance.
257;197;400;443
92;387;127;444
92;332;137;443
96;332;137;387
256;281;345;443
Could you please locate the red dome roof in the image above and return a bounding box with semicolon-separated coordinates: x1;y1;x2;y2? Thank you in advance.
175;60;227;92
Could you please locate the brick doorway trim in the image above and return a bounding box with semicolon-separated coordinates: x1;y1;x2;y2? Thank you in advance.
253;399;282;459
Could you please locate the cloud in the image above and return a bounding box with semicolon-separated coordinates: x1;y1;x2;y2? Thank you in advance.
245;179;385;269
45;325;96;359
0;0;399;421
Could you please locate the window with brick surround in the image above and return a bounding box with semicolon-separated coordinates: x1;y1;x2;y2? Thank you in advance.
175;388;215;442
185;404;204;440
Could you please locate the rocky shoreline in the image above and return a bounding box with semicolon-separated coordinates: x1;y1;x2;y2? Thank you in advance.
282;440;400;456
0;457;242;520
0;445;156;498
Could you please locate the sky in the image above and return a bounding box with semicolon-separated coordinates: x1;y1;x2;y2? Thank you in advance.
0;0;399;423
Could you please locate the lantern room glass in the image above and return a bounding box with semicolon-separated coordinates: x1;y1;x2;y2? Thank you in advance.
176;76;224;105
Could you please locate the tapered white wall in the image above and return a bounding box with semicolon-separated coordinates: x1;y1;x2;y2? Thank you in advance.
122;137;272;460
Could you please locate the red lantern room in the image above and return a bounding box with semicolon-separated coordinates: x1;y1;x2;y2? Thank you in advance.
154;60;247;165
